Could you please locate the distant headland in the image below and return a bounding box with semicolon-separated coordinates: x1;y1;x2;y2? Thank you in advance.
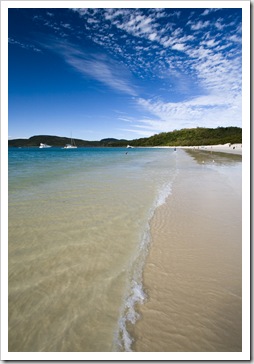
8;126;242;148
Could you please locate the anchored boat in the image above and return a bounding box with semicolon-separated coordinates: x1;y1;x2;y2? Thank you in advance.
39;143;51;148
64;135;77;149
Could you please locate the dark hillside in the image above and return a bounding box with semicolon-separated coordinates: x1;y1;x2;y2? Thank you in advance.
8;135;101;147
129;127;242;147
8;127;242;148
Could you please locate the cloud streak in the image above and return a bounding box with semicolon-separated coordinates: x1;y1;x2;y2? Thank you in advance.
38;38;137;96
134;91;242;135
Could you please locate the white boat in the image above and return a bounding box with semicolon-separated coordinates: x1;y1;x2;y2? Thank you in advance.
39;143;51;148
64;144;77;149
64;136;77;149
126;145;134;148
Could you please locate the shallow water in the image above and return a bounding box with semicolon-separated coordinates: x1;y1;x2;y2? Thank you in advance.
8;147;178;352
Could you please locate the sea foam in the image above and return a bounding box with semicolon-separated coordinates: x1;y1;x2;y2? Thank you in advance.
114;177;177;352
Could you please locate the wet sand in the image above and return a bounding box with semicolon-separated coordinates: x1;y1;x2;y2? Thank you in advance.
132;150;242;352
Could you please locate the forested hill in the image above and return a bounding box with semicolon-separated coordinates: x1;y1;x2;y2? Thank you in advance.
128;126;242;147
8;127;241;148
8;135;127;147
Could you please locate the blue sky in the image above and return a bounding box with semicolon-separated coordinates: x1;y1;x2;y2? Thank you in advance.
8;6;242;141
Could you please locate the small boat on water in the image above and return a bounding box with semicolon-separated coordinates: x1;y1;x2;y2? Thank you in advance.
127;145;134;149
64;135;77;149
64;144;77;149
39;143;52;148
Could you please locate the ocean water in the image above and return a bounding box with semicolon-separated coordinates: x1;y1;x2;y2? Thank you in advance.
8;147;178;352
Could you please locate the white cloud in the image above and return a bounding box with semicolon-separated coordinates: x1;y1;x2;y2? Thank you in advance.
228;34;242;43
201;39;220;48
190;20;210;31
116;14;158;38
134;91;241;134
133;33;242;134
87;18;99;24
214;20;225;30
72;8;98;17
67;56;136;95
201;9;210;16
166;10;181;19
201;8;220;16
61;23;72;29
171;43;186;51
104;8;129;21
148;32;158;41
103;9;163;45
160;36;174;48
38;38;137;96
120;128;155;137
186;45;212;59
8;37;41;52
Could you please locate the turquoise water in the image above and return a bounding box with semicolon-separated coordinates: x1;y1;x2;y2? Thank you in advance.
8;147;178;352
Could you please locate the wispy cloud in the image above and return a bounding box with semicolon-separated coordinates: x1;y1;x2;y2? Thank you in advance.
131;45;242;135
133;92;242;135
188;20;210;30
201;8;220;16
38;38;137;96
171;43;186;51
8;37;41;52
67;55;137;96
120;128;156;137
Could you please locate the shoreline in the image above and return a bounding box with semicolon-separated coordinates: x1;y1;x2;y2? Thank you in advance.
131;149;242;352
151;143;242;155
182;143;242;155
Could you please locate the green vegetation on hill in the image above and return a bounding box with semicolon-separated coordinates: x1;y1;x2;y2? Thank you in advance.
128;126;242;147
8;127;242;148
8;135;101;148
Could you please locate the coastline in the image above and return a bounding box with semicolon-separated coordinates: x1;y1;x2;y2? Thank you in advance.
131;149;242;352
151;143;242;155
182;143;242;155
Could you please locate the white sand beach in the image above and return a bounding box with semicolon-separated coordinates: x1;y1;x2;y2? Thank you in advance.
131;149;242;352
182;143;242;154
182;143;242;155
152;144;242;155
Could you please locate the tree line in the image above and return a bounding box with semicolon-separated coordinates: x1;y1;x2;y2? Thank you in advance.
8;127;242;148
